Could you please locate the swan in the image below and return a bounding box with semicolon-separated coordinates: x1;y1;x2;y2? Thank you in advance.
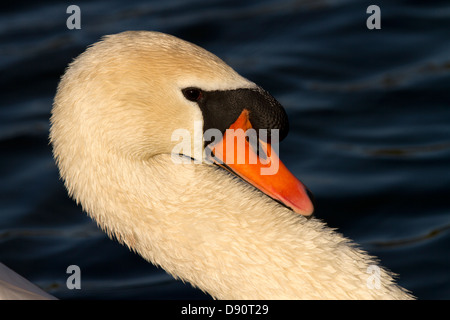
49;31;414;300
0;263;56;300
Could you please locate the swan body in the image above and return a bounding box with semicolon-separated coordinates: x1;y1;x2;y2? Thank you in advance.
0;263;56;300
50;31;413;299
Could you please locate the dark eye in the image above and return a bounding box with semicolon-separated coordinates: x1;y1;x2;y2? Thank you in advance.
182;87;203;102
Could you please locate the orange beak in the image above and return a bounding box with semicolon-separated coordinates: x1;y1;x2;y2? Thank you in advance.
207;110;314;217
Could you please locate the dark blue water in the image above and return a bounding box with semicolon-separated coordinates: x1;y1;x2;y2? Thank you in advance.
1;0;449;299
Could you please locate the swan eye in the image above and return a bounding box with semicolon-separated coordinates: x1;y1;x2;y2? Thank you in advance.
182;87;203;102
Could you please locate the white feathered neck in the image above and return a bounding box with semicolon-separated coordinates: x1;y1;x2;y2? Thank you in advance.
50;31;413;299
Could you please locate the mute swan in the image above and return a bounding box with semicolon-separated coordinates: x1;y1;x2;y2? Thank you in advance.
49;31;414;299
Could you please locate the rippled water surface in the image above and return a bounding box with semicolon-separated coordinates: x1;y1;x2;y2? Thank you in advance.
1;0;449;299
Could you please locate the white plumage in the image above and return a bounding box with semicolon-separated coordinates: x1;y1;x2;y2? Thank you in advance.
48;31;414;299
0;263;56;300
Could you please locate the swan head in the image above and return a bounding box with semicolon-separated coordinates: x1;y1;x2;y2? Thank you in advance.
50;31;313;217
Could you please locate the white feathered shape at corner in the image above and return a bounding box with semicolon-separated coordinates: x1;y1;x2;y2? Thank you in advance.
48;31;414;299
0;263;56;300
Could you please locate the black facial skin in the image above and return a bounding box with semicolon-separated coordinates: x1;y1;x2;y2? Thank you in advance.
181;86;313;217
181;87;290;145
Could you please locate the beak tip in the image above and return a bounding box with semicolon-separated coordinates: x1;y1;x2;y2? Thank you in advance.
296;203;315;218
306;188;315;208
304;188;315;217
291;185;315;217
